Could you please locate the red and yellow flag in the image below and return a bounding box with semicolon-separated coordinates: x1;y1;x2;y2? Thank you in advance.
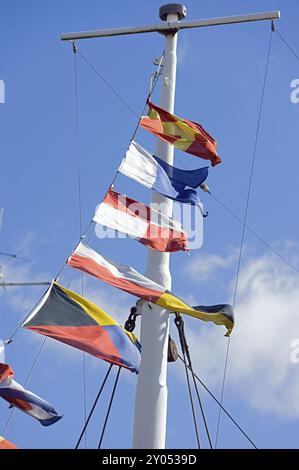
140;101;221;167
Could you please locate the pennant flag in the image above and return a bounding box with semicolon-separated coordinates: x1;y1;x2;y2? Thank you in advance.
93;188;189;252
67;243;234;336
22;282;141;373
140;101;221;167
0;362;62;426
119;141;208;205
0;436;18;449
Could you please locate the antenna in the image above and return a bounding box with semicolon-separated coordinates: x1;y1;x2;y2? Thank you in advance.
0;210;48;288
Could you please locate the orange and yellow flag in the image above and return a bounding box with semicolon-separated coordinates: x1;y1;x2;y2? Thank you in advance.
140;101;221;167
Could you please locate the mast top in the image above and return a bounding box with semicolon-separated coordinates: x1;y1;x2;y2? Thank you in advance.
159;3;187;21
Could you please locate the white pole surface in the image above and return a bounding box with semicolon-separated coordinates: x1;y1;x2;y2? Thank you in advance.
132;12;178;449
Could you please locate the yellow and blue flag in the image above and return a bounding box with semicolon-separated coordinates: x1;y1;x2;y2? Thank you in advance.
22;282;141;373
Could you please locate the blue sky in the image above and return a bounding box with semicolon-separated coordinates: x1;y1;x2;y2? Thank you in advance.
1;0;299;449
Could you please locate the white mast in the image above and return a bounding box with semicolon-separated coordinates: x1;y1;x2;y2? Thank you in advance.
60;5;280;450
132;3;185;449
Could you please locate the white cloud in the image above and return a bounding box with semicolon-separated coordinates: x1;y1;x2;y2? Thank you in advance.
182;248;299;418
185;246;239;280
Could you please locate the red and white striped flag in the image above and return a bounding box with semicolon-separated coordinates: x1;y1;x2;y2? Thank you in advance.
93;188;188;252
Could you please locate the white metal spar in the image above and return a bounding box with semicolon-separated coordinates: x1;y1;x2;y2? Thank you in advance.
60;11;280;40
60;4;280;450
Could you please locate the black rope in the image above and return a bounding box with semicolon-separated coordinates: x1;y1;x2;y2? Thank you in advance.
174;314;213;448
174;314;201;448
177;355;258;449
75;364;113;449
97;366;121;449
215;26;273;448
186;360;213;449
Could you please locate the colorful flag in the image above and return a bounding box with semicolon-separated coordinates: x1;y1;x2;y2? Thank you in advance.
0;363;62;426
22;282;141;373
67;243;234;336
140;101;221;166
93;188;189;252
119;141;208;205
0;436;18;449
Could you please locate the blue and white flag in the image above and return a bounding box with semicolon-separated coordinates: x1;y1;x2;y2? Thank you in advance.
119;141;208;205
0;362;62;426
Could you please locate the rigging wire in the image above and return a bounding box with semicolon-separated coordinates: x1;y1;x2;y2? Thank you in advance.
0;251;30;263
97;366;121;449
75;363;113;449
174;314;201;449
214;26;274;448
72;40;88;449
75;44;164;188
209;192;299;276
110;53;164;187
174;314;212;448
77;49;139;119
276;29;299;63
177;355;257;449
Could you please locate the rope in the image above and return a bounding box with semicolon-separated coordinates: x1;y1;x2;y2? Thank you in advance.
97;366;121;449
177;355;257;449
180;344;201;448
188;362;213;448
215;26;273;448
174;314;213;448
75;363;113;449
174;314;201;448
